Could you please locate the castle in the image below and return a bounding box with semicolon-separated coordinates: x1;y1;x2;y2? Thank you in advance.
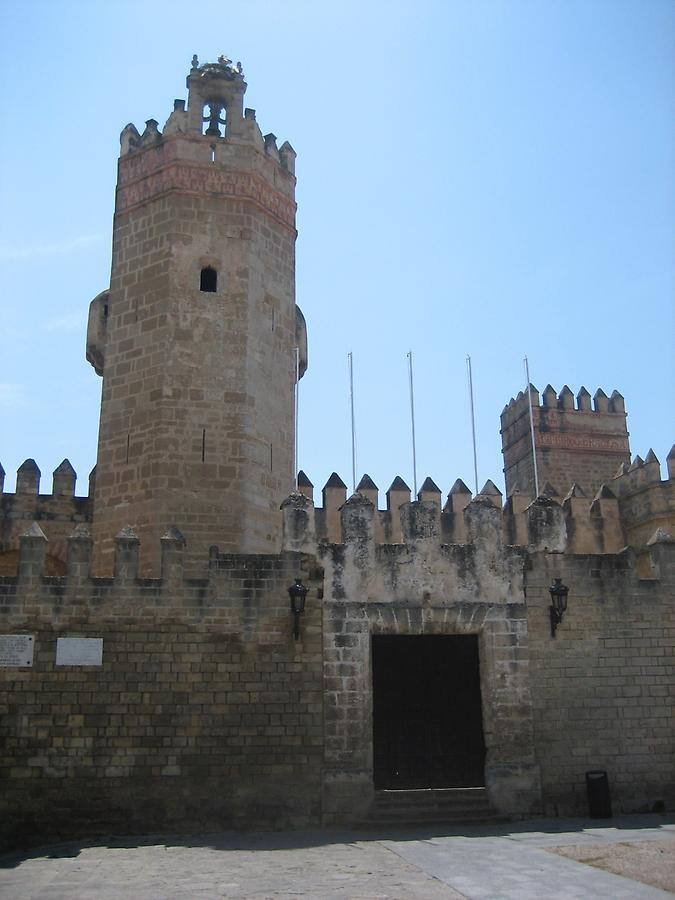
1;57;673;848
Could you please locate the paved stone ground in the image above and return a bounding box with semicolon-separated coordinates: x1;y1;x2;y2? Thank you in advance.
0;815;673;899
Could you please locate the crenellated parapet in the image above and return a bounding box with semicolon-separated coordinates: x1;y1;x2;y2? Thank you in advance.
0;522;320;634
501;384;631;500
7;486;670;618
609;447;675;553
0;459;93;573
287;454;675;572
115;55;296;218
289;469;662;557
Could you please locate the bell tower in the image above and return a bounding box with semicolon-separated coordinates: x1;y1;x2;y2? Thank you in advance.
87;56;307;574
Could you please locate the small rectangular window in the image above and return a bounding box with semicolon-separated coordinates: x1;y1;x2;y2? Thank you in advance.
200;267;217;292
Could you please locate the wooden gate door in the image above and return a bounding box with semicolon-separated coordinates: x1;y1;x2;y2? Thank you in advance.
372;635;486;790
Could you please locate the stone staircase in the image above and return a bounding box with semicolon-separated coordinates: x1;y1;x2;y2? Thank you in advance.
365;787;502;828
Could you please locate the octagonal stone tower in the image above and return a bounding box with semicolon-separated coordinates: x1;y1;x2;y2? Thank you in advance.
87;56;307;574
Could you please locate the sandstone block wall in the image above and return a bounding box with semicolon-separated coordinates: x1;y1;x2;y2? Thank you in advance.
611;450;675;551
89;61;299;577
526;545;675;815
0;533;323;850
0;460;91;573
501;385;630;499
284;488;675;820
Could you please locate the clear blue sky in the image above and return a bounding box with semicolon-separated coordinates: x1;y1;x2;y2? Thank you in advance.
1;0;673;500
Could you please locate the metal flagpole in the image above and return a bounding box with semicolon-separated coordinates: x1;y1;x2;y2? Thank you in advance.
407;351;418;497
348;352;357;493
294;347;300;490
466;355;479;495
524;356;540;498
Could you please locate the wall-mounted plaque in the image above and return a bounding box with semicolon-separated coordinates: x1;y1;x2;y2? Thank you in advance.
0;634;34;667
56;638;103;667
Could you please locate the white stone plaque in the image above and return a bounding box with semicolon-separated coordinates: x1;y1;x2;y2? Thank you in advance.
0;634;34;667
56;638;103;667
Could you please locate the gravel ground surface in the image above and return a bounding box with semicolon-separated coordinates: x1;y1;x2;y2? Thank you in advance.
549;838;675;894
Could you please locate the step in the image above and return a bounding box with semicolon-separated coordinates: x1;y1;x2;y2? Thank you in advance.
365;787;502;827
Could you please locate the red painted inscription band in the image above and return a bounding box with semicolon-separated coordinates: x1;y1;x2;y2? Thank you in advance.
536;432;630;453
116;164;296;230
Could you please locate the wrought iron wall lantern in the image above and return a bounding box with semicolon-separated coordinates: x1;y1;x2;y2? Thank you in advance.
549;578;569;638
288;578;309;640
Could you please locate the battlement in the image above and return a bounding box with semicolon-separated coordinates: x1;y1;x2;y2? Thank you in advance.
0;459;93;572
0;458;94;499
4;453;672;590
117;55;296;200
609;446;675;553
3;501;671;619
0;522;318;625
501;384;631;499
501;384;626;426
283;460;675;558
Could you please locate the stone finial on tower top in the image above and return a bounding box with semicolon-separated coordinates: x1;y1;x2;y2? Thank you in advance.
53;459;76;496
610;390;625;413
558;385;574;409
297;470;313;489
186;54;247;137
577;387;591;410
450;478;472;495
296;470;314;502
189;54;244;83
541;384;556;408
445;479;472;515
478;479;502;509
324;472;347;490
388;476;410;493
355;474;379;511
120;123;141;155
479;479;502;497
418;477;442;508
356;474;378;492
386;477;411;539
17;458;40;495
593;388;609;412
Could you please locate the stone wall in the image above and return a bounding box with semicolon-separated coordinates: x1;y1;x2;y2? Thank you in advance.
0;528;323;850
283;487;675;821
526;542;675;815
1;476;673;849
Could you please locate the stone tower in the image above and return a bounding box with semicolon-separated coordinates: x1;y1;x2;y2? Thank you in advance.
500;384;630;499
87;56;307;574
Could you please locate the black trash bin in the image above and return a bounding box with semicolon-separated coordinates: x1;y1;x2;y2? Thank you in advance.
586;770;612;818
